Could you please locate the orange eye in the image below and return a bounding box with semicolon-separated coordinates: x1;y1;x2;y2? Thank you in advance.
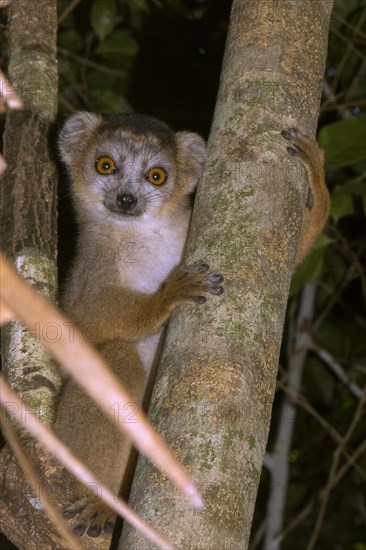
147;167;167;186
95;156;116;175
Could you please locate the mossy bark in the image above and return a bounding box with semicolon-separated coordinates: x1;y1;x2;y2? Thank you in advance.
1;0;60;421
0;1;61;548
120;0;334;548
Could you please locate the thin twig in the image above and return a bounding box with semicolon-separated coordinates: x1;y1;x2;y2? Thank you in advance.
332;10;366;41
277;379;366;480
58;0;82;24
330;10;366;92
333;436;366;486
58;47;127;77
314;261;365;332
58;93;78;114
306;387;366;549
276;499;314;545
248;519;266;550
309;339;364;399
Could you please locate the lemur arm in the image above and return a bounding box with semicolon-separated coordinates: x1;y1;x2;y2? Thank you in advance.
282;128;330;266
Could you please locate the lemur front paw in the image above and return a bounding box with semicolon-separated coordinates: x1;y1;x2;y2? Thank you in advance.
63;498;115;539
281;127;322;209
164;264;224;305
281;127;316;161
282;127;312;160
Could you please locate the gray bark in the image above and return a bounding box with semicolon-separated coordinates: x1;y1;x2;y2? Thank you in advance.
1;0;60;423
0;1;60;548
120;0;334;548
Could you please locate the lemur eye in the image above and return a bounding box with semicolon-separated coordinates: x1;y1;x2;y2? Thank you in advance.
147;167;167;186
95;156;116;175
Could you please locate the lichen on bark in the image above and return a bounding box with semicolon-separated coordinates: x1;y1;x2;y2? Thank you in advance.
120;1;334;548
0;1;61;548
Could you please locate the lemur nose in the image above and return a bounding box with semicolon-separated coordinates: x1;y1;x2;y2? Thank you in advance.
116;193;137;211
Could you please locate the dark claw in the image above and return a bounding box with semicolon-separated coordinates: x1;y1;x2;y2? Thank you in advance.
287;146;299;156
210;286;224;296
87;524;102;538
63;502;85;519
63;507;77;520
181;264;209;277
306;188;314;209
192;295;207;304
207;273;224;284
104;521;115;534
281;128;299;141
73;521;87;537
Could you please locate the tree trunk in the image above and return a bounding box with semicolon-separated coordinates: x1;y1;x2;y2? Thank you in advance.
1;0;60;423
0;1;60;548
120;0;334;548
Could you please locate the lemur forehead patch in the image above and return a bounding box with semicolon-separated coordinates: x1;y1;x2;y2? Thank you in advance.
98;113;176;150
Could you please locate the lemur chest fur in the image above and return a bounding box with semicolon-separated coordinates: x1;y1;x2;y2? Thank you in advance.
112;215;189;294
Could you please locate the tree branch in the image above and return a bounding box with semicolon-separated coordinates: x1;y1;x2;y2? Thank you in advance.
120;1;334;548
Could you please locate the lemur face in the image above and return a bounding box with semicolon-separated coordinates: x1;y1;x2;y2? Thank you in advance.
59;112;207;226
59;112;206;225
85;129;178;222
60;113;177;224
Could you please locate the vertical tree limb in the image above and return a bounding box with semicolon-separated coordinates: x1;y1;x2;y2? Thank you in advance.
0;1;60;547
120;1;334;548
1;0;60;422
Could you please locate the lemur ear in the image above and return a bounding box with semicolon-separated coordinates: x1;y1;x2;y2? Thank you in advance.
59;112;102;166
175;131;207;191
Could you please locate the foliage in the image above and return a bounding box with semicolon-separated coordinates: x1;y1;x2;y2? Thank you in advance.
257;2;366;549
57;0;229;131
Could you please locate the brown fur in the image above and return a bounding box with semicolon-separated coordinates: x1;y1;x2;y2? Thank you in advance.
281;128;330;265
53;113;223;541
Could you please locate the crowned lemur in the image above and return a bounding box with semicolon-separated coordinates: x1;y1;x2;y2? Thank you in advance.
53;113;329;540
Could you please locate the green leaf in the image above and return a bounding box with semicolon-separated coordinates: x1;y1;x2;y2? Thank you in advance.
89;89;132;113
58;30;84;51
286;483;307;510
94;30;139;57
319;247;348;296
58;0;76;29
125;0;150;13
90;0;118;42
290;234;333;295
316;317;366;361
304;355;336;407
331;179;366;222
318;115;366;168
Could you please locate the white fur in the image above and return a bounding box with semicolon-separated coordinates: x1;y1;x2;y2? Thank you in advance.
112;212;190;376
116;214;189;294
